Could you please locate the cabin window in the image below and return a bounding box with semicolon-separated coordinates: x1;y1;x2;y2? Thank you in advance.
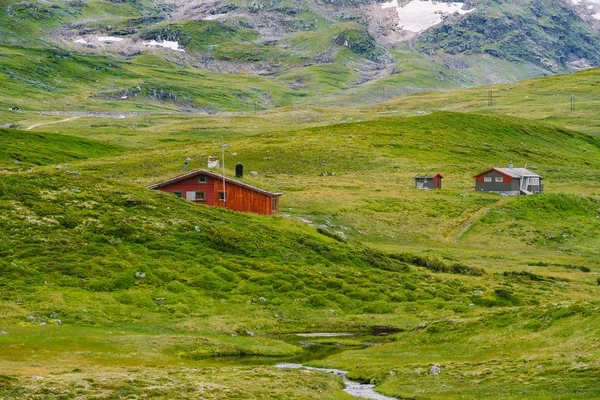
173;191;183;198
195;191;206;202
198;175;207;184
530;178;540;185
271;197;277;213
495;177;503;182
484;177;492;182
218;191;226;201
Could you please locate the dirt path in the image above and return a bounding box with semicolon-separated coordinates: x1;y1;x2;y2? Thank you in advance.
446;198;510;242
26;116;80;131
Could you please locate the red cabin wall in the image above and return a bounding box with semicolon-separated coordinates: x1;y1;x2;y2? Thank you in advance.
156;175;217;205
157;175;279;215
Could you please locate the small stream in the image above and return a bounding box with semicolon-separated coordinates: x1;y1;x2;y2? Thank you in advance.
262;332;398;400
282;332;399;399
276;363;398;400
193;331;398;399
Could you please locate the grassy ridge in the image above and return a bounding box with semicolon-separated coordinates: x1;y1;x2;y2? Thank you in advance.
0;171;498;326
71;111;600;178
463;193;600;255
0;128;122;168
369;67;600;137
68;111;600;254
0;0;156;47
320;302;600;399
1;168;598;399
0;45;303;112
2;61;600;397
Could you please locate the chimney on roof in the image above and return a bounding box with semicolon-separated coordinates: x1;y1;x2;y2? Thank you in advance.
184;157;190;172
235;162;243;178
508;161;513;169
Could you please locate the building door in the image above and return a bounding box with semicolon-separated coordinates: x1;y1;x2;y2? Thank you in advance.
186;191;196;201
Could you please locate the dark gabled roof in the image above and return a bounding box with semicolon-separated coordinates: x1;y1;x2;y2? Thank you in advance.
147;169;282;197
473;168;541;179
413;173;444;179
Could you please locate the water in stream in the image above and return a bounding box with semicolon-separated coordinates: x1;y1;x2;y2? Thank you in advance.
194;332;398;399
276;363;398;400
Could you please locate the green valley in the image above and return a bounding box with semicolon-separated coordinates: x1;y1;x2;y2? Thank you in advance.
1;1;600;399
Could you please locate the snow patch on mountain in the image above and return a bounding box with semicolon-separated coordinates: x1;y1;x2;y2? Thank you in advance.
381;0;475;33
143;40;185;52
204;14;228;20
97;37;124;42
570;0;600;4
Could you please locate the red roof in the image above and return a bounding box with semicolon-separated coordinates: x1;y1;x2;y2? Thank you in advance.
413;173;444;179
473;168;512;179
473;167;541;179
147;169;282;197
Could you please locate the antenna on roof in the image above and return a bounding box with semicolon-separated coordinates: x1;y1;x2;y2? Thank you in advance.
221;136;229;206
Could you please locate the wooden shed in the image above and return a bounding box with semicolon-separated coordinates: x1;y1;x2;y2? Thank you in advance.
473;163;543;196
414;173;443;190
148;169;281;215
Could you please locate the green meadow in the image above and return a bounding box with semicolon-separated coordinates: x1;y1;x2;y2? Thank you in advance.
2;45;600;399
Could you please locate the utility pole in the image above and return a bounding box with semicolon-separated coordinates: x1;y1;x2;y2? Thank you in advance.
222;139;226;206
571;95;575;113
221;137;229;207
382;84;386;103
488;90;493;107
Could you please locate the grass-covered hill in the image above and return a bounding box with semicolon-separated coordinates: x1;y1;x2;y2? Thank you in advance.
2;63;600;398
354;66;600;137
1;110;600;399
64;111;600;258
0;45;305;113
1;165;599;399
0;128;121;168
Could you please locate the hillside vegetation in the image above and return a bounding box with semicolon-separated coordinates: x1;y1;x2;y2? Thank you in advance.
2;4;600;396
0;128;121;168
418;0;600;72
1;164;599;399
2;0;599;113
63;112;600;255
2;106;600;398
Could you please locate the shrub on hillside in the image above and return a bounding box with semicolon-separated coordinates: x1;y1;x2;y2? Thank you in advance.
361;301;394;314
390;252;485;276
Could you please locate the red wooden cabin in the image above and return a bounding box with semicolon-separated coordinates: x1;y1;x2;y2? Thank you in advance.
148;169;281;215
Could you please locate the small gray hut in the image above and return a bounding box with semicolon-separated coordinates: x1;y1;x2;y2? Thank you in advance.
414;173;443;190
474;163;543;196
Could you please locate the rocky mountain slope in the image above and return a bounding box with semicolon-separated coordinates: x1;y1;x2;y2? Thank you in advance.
1;0;600;108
